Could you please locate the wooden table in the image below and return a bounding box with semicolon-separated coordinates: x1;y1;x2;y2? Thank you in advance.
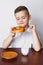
0;48;43;65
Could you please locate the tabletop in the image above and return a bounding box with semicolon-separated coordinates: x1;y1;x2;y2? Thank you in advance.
0;48;43;65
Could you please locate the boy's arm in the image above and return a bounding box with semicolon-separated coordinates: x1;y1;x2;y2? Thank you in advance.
30;24;42;51
32;30;42;51
2;33;15;49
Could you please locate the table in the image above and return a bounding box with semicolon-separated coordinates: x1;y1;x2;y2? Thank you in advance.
0;48;43;65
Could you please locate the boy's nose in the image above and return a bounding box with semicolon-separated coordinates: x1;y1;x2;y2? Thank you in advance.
20;19;23;22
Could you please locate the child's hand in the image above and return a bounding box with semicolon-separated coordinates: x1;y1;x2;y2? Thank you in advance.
10;33;16;37
29;24;36;32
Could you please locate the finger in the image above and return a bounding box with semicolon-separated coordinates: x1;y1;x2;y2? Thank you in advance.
29;25;33;29
11;33;16;37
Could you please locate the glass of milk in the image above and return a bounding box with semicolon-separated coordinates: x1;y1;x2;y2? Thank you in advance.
21;43;29;55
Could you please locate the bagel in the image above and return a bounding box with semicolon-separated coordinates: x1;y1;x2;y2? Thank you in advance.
1;51;18;59
11;26;25;33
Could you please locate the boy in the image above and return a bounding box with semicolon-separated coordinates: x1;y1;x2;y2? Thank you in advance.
3;6;41;55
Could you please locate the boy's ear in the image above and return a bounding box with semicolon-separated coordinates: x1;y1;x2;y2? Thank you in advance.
28;15;31;20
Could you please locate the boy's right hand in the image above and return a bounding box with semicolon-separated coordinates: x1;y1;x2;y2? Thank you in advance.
10;33;16;37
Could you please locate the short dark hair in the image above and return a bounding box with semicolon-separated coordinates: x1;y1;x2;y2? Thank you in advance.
14;6;29;15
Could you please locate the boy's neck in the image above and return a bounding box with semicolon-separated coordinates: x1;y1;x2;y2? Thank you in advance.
25;24;29;31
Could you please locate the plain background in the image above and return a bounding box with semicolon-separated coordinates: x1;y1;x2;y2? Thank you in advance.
0;0;43;47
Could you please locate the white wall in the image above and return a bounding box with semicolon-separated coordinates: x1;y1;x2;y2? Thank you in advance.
0;0;43;47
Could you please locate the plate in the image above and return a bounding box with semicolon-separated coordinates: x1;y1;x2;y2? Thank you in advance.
1;51;18;59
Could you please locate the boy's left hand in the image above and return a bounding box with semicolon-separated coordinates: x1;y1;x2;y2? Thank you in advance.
29;24;36;32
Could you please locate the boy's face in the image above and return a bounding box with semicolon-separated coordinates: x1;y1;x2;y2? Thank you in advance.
15;10;30;27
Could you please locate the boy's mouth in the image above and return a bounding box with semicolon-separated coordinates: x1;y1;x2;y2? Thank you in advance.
19;22;24;24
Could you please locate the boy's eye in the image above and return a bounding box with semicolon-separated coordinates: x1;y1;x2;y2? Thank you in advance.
16;18;20;20
22;17;25;19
